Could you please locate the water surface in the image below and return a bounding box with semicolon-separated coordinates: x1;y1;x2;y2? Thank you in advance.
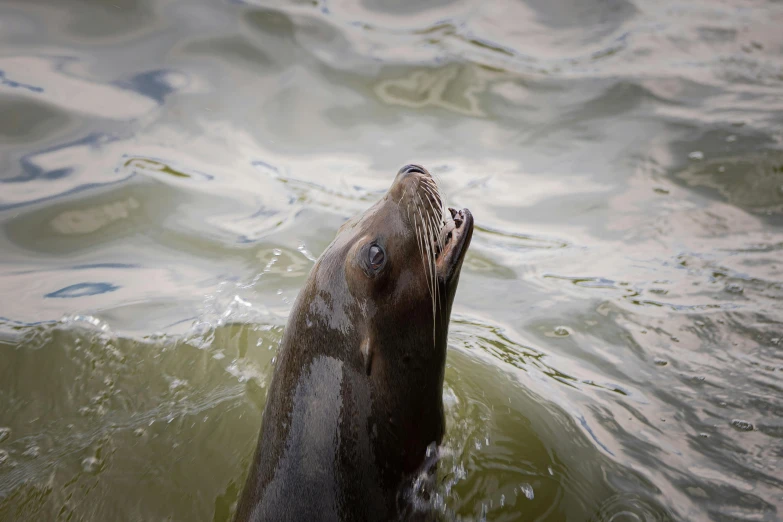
1;0;782;520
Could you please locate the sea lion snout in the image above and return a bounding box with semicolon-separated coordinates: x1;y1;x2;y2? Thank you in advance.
392;163;433;193
397;163;429;176
390;163;441;216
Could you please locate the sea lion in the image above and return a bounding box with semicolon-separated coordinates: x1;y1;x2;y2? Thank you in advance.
234;164;474;522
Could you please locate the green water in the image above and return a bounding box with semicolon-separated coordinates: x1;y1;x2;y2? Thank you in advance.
1;0;782;520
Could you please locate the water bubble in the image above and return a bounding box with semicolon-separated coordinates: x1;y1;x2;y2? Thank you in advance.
688;151;704;160
81;456;101;473
22;445;40;458
298;243;317;262
425;443;436;459
133;428;145;437
731;419;754;432
519;483;534;500
273;249;282;256
725;283;744;294
60;313;112;334
553;326;571;337
0;427;10;443
168;378;187;391
653;357;668;366
235;295;252;308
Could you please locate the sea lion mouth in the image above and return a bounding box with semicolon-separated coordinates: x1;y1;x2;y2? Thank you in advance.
434;207;474;282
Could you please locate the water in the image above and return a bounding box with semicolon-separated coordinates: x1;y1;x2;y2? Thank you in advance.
1;0;782;520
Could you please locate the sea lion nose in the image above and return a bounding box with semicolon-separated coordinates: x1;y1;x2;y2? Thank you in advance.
398;164;430;177
391;163;433;200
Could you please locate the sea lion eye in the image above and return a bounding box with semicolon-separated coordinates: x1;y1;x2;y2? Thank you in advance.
369;244;385;270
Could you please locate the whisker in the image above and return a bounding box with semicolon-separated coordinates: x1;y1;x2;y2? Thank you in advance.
419;178;445;222
416;204;438;343
416;194;440;254
425;214;440;337
414;208;430;289
421;186;441;205
420;185;445;225
419;186;443;220
420;182;442;208
428;169;445;194
398;185;408;205
402;173;449;347
417;183;445;251
428;215;444;254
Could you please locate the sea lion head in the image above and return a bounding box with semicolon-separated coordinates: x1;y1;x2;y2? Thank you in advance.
295;164;473;373
283;163;472;443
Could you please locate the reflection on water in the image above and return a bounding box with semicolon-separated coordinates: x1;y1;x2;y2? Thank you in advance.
376;65;488;116
1;0;783;520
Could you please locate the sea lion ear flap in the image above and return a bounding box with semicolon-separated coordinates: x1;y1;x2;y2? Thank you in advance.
361;338;373;376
